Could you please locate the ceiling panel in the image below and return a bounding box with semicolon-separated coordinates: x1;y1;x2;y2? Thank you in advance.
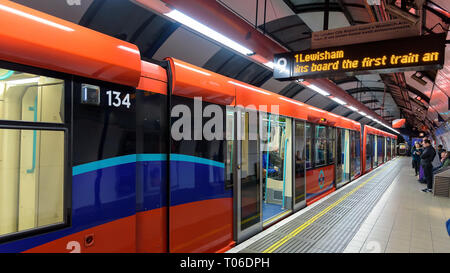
153;28;221;66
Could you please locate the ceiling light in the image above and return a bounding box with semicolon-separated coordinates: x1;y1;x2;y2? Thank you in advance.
7;77;40;85
165;10;254;56
331;97;347;105
347;106;358;111
358;111;367;116
308;84;330;96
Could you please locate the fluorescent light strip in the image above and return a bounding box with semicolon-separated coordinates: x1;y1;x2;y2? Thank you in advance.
175;62;211;76
307;84;330;96
279;97;304;106
347;106;358;111
0;4;74;32
228;81;271;95
358;111;367;116
331;97;346;105
7;77;40;85
118;45;140;55
165;10;254;56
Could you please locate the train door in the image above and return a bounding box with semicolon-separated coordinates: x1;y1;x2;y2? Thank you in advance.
336;128;350;188
293;120;306;211
353;131;361;178
365;134;371;172
386;138;390;161
234;108;262;243
261;113;293;227
374;135;378;167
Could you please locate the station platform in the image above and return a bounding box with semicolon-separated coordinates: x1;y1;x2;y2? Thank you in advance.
228;157;450;253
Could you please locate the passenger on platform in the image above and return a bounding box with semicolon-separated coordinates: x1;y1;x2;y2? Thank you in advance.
441;151;450;168
411;142;422;176
420;139;436;193
437;145;444;160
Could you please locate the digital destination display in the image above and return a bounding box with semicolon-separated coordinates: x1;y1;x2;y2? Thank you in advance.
273;33;446;80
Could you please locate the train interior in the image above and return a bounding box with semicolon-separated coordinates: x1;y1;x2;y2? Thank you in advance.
261;113;292;225
0;69;64;237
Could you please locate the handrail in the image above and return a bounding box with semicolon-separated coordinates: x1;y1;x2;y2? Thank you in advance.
263;113;271;203
0;70;13;80
26;94;37;174
282;132;288;209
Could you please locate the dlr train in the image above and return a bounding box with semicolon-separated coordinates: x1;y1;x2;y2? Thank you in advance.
0;1;396;253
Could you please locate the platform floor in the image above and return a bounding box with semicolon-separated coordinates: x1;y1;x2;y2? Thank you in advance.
228;157;450;253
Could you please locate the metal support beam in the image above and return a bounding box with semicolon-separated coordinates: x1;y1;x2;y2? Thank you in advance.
324;0;330;30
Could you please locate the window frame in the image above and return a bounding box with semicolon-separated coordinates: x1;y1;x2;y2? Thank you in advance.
0;60;72;244
313;124;328;167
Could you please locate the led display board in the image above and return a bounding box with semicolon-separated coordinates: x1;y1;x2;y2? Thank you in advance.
273;33;446;80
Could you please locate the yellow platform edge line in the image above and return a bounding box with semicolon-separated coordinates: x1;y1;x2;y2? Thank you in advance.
262;166;387;253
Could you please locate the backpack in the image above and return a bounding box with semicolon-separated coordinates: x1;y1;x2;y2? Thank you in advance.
432;151;441;168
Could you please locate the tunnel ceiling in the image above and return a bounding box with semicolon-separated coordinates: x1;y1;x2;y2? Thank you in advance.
9;0;450;134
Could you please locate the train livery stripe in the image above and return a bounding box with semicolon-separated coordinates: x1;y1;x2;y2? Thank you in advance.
73;153;225;176
170;154;225;168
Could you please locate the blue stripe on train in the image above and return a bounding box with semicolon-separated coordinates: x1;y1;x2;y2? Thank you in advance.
73;153;224;175
0;153;228;253
170;159;231;206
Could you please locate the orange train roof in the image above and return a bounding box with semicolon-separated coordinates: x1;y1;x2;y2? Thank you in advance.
166;57;235;105
165;58;361;131
137;61;168;95
0;0;141;87
364;125;397;139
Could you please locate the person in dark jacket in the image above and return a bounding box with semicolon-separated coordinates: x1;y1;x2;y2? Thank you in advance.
421;139;436;193
411;142;422;176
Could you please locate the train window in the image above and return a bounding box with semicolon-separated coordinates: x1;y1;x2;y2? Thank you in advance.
354;131;361;176
0;129;65;238
225;110;234;189
305;123;312;169
314;125;327;166
327;127;335;164
0;69;64;123
365;134;372;171
294;120;306;204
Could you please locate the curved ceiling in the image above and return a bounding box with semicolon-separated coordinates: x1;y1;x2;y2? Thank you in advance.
9;0;450;135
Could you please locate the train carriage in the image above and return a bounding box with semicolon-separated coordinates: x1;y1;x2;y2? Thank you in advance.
0;1;397;253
